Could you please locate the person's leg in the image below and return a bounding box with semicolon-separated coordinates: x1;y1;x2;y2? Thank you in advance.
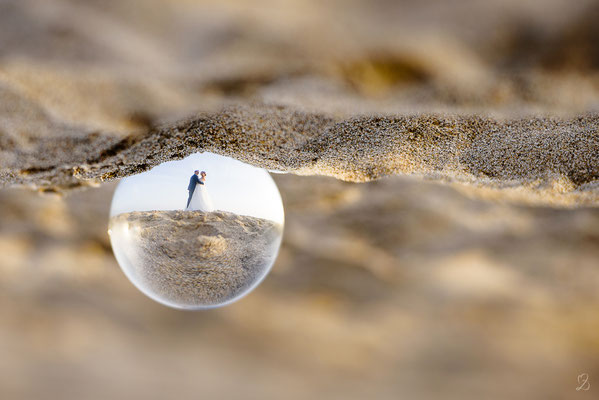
186;190;193;208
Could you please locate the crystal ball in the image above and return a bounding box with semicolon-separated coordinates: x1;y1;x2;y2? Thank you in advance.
108;152;284;309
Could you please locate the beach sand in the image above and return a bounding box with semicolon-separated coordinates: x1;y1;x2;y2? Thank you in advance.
0;0;598;399
109;210;282;308
0;0;597;206
0;177;598;399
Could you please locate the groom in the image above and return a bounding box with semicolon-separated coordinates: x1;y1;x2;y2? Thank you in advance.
186;170;204;208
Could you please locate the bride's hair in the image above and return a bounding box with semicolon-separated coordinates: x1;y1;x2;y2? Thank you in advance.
201;171;206;175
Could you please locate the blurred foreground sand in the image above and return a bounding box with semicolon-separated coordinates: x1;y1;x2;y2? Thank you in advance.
0;175;598;400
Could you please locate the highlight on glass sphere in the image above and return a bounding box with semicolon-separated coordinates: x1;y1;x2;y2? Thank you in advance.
108;152;285;310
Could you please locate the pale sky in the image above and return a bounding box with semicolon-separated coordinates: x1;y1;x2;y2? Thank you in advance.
110;152;285;224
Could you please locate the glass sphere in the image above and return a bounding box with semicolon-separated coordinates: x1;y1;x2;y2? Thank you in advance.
108;152;284;309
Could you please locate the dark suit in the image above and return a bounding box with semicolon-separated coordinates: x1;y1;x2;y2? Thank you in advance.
186;174;204;208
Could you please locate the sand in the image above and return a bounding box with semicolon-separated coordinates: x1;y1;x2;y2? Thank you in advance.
5;103;598;206
1;1;599;399
1;175;599;400
108;210;283;308
0;0;597;206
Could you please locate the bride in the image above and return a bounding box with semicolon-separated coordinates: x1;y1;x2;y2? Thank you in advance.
186;171;215;212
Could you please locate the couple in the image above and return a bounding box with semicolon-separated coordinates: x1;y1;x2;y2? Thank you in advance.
186;170;215;212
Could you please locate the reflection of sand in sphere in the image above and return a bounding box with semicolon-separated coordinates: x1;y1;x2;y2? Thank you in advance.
109;210;283;308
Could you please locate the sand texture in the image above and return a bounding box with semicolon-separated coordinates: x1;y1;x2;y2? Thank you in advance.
5;104;598;206
1;1;599;398
0;0;597;205
1;176;598;399
109;210;282;308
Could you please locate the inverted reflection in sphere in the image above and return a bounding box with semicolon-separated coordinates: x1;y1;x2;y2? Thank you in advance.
108;152;284;309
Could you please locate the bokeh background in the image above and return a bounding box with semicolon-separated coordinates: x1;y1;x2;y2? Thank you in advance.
1;175;598;399
1;0;598;399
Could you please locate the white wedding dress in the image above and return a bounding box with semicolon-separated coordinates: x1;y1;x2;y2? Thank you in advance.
186;180;215;212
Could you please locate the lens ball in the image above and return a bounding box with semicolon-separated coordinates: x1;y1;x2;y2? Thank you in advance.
108;152;284;309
